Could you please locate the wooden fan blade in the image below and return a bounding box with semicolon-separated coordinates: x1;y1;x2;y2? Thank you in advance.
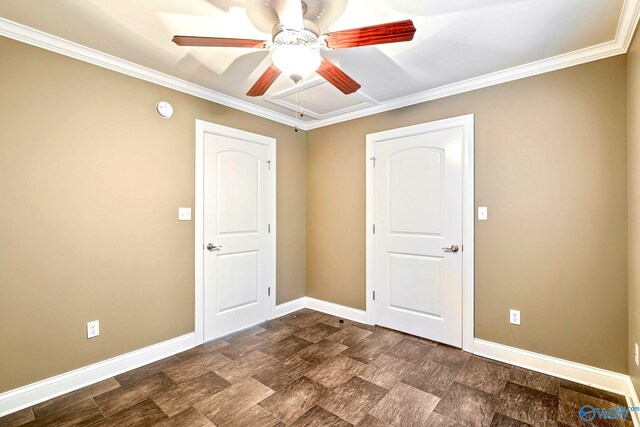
172;36;268;48
316;58;361;95
247;64;282;97
274;0;304;31
324;19;416;49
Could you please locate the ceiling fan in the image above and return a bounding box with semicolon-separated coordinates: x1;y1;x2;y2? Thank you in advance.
172;0;416;97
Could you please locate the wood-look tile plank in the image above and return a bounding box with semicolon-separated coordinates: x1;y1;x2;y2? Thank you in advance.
319;376;388;424
93;371;177;417
261;336;313;360
174;340;230;362
355;414;393;427
152;371;231;416
496;382;558;427
489;413;532;427
557;387;632;426
326;325;373;347
252;355;313;391
88;399;167;427
422;345;471;370
32;378;120;419
294;323;341;343
114;356;180;387
289;406;351;427
296;339;348;365
343;335;394;364
358;354;416;389
151;407;214;427
224;325;266;343
257;323;300;343
369;382;440;427
305;355;369;389
215;350;277;383
21;399;103;427
509;367;559;396
402;360;458;397
558;379;627;405
0;407;34;427
218;404;285;427
218;334;269;360
427;412;465;427
258;376;329;424
385;338;434;364
163;351;232;384
456;356;510;395
193;377;274;425
434;382;499;427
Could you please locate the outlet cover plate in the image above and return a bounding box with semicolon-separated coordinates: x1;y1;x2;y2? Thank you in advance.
178;207;192;221
87;320;100;339
478;207;488;221
510;309;521;325
635;343;639;366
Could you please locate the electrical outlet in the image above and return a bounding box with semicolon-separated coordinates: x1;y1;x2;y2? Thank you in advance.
510;309;521;325
178;207;191;221
478;207;488;221
87;320;100;339
635;343;639;366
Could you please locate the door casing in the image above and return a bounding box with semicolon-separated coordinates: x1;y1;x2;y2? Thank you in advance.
365;114;475;352
194;119;276;346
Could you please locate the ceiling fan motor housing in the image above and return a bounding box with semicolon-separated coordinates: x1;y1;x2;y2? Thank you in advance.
272;20;320;47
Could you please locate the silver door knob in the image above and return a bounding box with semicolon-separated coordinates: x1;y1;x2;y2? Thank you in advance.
442;245;459;253
206;243;222;252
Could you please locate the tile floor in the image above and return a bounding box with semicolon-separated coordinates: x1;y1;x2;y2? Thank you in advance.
0;308;632;427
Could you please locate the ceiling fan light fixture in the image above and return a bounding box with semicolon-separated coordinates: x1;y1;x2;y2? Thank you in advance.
272;44;321;83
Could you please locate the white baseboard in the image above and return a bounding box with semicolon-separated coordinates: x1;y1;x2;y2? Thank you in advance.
304;297;367;324
273;297;306;318
274;297;367;324
628;378;640;426
474;338;629;395
0;333;195;418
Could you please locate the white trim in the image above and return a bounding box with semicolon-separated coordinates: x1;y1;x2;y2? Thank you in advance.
274;297;307;317
194;120;277;345
1;0;638;130
627;378;640;426
0;333;195;418
0;18;299;129
474;338;629;396
305;297;367;324
365;114;475;352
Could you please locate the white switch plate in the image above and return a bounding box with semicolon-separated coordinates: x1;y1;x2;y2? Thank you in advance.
178;207;191;221
87;320;100;339
635;343;639;366
510;309;521;325
478;207;488;221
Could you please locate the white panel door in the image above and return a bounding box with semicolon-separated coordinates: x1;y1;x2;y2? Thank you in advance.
373;125;463;347
203;132;271;341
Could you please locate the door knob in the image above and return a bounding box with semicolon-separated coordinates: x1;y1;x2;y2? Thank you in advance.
206;243;222;252
442;245;459;253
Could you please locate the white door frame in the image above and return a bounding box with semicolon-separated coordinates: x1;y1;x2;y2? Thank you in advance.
194;119;277;346
365;114;475;353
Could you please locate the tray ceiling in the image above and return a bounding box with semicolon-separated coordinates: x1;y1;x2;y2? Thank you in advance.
0;0;638;129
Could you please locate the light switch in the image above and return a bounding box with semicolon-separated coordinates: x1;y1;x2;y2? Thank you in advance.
478;207;488;221
178;207;192;221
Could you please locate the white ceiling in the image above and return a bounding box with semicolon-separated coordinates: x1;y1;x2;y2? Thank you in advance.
0;0;638;129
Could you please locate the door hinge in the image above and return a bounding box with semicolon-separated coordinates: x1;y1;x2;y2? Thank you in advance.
373;224;376;234
268;287;271;297
267;160;271;170
372;290;376;301
268;224;271;233
370;156;376;167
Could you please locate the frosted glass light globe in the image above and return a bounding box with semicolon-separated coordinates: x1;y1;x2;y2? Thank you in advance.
272;45;321;83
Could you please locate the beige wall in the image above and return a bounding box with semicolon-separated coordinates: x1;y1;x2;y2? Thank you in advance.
0;36;306;393
307;56;629;373
629;31;640;392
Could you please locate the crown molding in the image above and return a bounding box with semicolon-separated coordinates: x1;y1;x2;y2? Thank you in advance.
1;0;639;132
0;17;301;128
